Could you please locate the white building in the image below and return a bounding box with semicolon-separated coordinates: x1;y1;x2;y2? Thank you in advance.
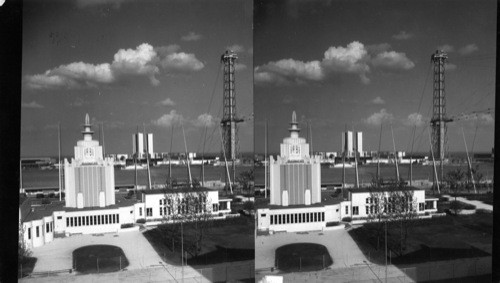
20;115;233;249
133;132;154;159
341;131;363;158
269;111;321;206
64;114;115;208
256;112;438;234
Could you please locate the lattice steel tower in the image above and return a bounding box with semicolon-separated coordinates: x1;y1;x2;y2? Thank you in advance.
221;50;243;162
430;50;452;181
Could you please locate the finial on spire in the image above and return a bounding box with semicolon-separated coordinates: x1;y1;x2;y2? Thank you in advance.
85;113;90;125
292;111;297;123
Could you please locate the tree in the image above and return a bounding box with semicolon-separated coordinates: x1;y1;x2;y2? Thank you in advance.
236;169;254;195
18;223;32;268
366;178;417;256
160;189;214;259
446;168;465;200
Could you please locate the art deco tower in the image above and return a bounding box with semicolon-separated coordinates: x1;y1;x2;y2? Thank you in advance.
64;114;115;208
269;111;321;206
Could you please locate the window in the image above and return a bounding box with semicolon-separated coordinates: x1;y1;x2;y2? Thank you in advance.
345;206;349;215
270;215;274;224
78;217;81;226
36;226;39;237
287;214;290;224
98;215;101;225
306;213;309;223
160;199;163;205
28;228;31;240
67;218;70;227
90;216;93;225
314;213;317;222
419;203;425;211
366;198;370;204
57;216;62;220
294;214;297;223
117;214;120;223
299;213;302;223
94;216;97;225
366;206;369;215
113;214;116;223
105;215;109;224
353;206;359;215
46;223;49;233
160;207;163;216
139;207;143;216
322;212;325;221
147;208;152;217
86;216;89;225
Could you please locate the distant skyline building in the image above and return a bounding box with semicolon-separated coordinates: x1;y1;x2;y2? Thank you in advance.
133;132;154;159
269;111;321;206
64;114;115;208
342;131;363;158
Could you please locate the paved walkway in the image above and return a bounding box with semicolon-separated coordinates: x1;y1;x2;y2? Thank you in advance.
255;229;368;270
442;195;493;211
23;230;203;282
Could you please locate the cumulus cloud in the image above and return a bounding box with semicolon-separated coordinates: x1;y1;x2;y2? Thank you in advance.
254;59;324;85
158;98;176;106
392;31;413;40
152;110;184;127
160;52;204;72
193;113;215;127
371;96;385;104
437;44;454;53
255;41;414;86
458;44;478;56
364;109;394;126
24;43;204;90
22;101;44;108
181;32;202;42
371;51;415;70
405;113;425;127
226;44;245;53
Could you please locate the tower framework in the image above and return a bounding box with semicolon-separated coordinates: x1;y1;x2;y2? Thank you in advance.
430;50;452;182
220;50;243;161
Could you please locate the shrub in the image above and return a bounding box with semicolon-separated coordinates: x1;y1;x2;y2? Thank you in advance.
326;222;340;227
136;218;146;224
121;223;134;229
48;193;55;198
36;193;44;199
342;217;352;222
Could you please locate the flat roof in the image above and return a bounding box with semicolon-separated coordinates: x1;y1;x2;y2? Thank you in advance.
268;203;326;210
20;194;139;223
140;187;217;195
347;186;424;194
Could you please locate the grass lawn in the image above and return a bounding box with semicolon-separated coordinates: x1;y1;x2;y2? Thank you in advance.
143;216;254;267
275;243;333;272
72;245;129;274
349;212;492;265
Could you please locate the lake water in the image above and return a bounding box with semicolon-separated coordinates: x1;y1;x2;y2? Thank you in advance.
22;165;252;188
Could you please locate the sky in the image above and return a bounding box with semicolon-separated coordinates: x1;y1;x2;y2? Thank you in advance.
254;0;496;156
21;0;253;157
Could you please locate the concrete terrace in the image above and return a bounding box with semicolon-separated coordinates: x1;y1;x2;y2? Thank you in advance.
21;230;204;282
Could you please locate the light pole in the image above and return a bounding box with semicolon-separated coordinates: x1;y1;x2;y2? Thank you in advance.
385;219;388;283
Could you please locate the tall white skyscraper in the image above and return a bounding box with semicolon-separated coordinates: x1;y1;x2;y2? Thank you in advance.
133;132;154;158
342;131;363;157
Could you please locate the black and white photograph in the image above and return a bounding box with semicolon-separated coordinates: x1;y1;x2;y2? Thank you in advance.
253;0;496;282
17;0;254;282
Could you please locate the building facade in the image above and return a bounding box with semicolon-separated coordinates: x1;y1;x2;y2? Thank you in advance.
269;111;321;206
64;114;115;209
341;131;363;158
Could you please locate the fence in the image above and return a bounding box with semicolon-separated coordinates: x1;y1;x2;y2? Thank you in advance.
257;257;491;283
19;261;255;282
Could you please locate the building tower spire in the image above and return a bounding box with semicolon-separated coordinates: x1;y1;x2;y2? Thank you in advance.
82;113;94;141
288;110;301;138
